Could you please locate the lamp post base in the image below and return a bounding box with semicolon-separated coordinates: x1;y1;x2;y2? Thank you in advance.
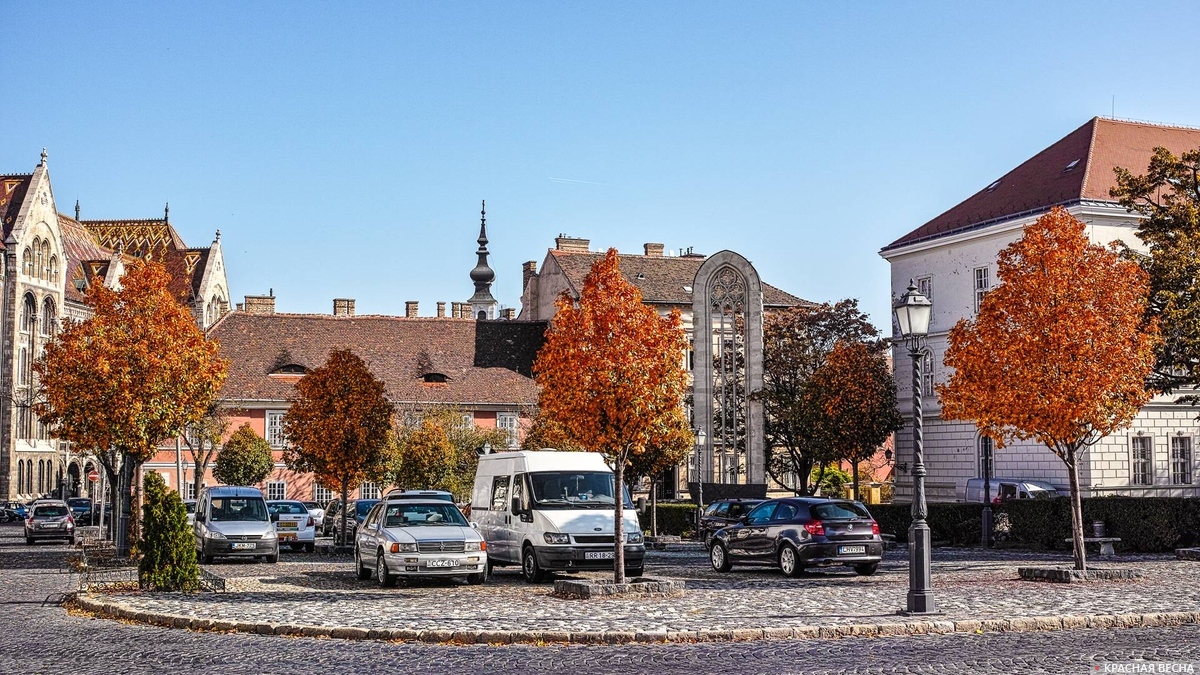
904;520;936;615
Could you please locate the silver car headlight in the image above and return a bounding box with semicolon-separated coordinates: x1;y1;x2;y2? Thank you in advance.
543;532;570;545
261;531;277;540
464;541;483;552
626;531;644;544
205;531;226;540
391;542;418;553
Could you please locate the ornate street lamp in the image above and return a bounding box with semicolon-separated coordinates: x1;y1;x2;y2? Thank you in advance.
693;428;707;533
893;279;935;615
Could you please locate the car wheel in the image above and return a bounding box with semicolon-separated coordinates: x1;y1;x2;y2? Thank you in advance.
626;566;644;578
522;545;545;583
709;541;732;572
778;544;802;578
304;542;315;554
485;559;495;578
202;552;214;564
355;548;372;580
466;572;485;585
377;552;397;588
265;551;279;564
854;562;879;576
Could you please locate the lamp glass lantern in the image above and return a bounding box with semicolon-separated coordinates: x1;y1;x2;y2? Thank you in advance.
893;280;932;340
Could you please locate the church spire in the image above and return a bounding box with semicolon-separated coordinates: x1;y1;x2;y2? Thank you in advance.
467;200;498;320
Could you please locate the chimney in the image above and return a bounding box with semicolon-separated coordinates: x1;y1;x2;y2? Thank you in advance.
554;235;590;253
243;292;276;315
522;260;538;290
501;308;517;320
451;302;460;318
643;243;664;257
236;302;244;312
437;301;446;318
405;301;419;318
333;298;355;316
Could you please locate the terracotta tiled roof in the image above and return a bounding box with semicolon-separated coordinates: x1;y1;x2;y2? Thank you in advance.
0;174;33;243
549;250;806;308
208;313;546;407
885;117;1200;250
79;218;187;255
57;213;115;304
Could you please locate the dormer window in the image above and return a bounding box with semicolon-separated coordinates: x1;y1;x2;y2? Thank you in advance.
272;364;308;375
422;372;449;384
1064;159;1080;172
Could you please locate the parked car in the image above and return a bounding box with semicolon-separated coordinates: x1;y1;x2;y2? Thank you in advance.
332;499;380;543
708;497;884;577
699;498;765;547
321;499;343;537
24;500;76;545
67;498;95;526
384;489;455;503
193;486;278;564
183;499;197;527
301;501;325;531
354;497;487;587
3;502;29;520
962;478;1061;503
471;450;644;583
268;500;317;552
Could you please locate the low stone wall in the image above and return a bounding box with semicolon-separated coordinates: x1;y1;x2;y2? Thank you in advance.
1017;567;1144;583
552;577;685;599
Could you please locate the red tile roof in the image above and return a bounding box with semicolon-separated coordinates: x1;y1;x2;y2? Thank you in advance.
208;313;545;407
885;118;1200;250
549;250;806;308
0;174;33;244
57;213;115;304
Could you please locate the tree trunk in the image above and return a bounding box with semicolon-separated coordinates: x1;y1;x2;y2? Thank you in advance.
1065;448;1087;572
650;474;658;539
852;455;861;502
614;457;626;584
339;479;350;549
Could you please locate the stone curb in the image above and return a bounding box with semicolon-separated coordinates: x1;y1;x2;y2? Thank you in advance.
68;594;1200;646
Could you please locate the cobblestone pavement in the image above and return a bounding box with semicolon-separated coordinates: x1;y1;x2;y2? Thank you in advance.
5;525;1200;675
86;535;1200;633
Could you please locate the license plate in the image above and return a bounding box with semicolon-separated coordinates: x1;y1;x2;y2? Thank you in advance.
426;559;460;568
838;545;866;555
584;550;614;560
278;533;296;541
231;542;256;550
278;522;297;530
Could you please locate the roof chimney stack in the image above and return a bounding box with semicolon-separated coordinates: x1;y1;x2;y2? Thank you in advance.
437;301;446;318
555;235;590;253
243;294;276;315
643;243;664;257
501;308;517;320
333;298;355;316
405;301;419;318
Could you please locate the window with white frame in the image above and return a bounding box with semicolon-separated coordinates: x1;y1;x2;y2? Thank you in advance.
497;412;519;448
185;482;197;500
314;484;333;504
974;267;990;313
921;350;935;398
1171;437;1193;485
1131;435;1154;486
359;482;380;499
978;435;994;477
461;412;474;427
266;481;287;501
266;411;286;448
917;276;933;301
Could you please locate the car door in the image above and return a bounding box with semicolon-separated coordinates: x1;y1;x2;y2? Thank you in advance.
193;496;208;549
356;503;383;556
487;475;512;562
764;501;800;556
702;502;729;542
728;501;776;560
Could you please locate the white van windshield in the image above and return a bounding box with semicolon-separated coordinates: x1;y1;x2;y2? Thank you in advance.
528;472;632;509
210;497;269;522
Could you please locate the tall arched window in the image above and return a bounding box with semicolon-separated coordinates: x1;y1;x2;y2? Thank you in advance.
37;460;44;494
21;294;36;334
17;349;27;386
25;460;33;493
17;462;24;495
41;240;50;279
21;248;32;277
41;298;56;336
48;256;58;283
33;238;44;280
978;435;995;478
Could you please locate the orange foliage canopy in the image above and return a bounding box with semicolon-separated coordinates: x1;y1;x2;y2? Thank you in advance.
36;260;228;467
532;248;693;465
939;207;1160;455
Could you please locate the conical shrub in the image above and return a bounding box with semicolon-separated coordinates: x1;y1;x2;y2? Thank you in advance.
138;471;199;591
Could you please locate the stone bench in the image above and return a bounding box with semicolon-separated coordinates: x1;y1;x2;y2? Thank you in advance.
1064;537;1120;557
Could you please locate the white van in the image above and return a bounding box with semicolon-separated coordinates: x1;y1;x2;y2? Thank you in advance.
194;486;279;564
962;478;1062;503
471;449;645;583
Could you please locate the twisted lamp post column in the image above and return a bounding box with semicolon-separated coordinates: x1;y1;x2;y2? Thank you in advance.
894;280;935;615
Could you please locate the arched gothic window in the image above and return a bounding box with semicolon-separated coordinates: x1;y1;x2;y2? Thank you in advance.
21;294;36;334
41;298;56;336
42;240;50;279
33;238;43;280
17;462;23;496
22;248;33;277
25;460;33;493
37;460;44;494
978;434;994;478
48;256;58;283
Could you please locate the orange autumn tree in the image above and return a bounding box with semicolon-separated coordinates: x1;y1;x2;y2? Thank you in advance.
532;249;693;582
939;207;1160;571
283;349;394;547
36;260;228;554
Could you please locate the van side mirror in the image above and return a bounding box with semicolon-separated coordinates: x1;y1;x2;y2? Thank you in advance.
196;513;205;523
470;521;479;530
270;513;279;523
511;497;524;515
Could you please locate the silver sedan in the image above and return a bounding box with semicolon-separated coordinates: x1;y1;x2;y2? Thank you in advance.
354;498;487;587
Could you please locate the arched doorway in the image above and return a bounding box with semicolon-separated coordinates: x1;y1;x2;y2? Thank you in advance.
66;462;81;499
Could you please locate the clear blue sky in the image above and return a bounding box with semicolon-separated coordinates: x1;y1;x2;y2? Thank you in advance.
5;2;1199;329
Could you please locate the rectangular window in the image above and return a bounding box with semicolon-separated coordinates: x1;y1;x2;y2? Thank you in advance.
917;275;933;301
314;484;333;504
266;481;286;501
921;351;935;398
266;412;286;449
185;482;197;500
1171;437;1193;485
359;482;380;500
497;412;520;449
490;475;510;511
1131;436;1153;486
461;412;474;427
974;267;990;313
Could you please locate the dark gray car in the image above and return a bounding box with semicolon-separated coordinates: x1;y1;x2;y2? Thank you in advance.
24;500;76;545
709;497;884;577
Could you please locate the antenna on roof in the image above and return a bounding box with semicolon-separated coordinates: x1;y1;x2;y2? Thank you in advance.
164;202;169;223
1111;96;1115;119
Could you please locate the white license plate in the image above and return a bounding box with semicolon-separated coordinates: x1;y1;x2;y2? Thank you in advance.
231;542;256;550
278;523;297;530
838;545;866;555
584;550;614;560
426;559;460;568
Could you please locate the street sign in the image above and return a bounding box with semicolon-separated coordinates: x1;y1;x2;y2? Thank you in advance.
88;470;99;483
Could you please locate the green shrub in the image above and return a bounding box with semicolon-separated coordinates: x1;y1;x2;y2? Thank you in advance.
213;423;275;486
869;502;983;545
644;502;697;537
138;472;199;592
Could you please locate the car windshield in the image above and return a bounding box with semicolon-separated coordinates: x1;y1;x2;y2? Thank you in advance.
382;503;469;527
34;505;69;517
528;471;632;509
269;501;309;515
210;497;269;522
68;499;91;508
302;502;320;510
811;502;871;520
355;500;379;517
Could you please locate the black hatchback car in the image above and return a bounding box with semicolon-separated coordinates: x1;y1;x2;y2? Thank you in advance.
708;497;883;577
699;498;764;546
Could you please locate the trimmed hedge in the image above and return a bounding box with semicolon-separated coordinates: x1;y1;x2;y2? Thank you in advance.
643;502;698;537
871;497;1200;553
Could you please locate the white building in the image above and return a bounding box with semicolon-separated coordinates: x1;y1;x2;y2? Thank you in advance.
880;117;1200;502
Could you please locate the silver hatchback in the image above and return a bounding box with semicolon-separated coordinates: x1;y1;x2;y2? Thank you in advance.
354;498;487;587
25;500;76;545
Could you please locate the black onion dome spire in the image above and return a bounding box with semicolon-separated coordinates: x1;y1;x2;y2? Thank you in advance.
468;200;498;309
